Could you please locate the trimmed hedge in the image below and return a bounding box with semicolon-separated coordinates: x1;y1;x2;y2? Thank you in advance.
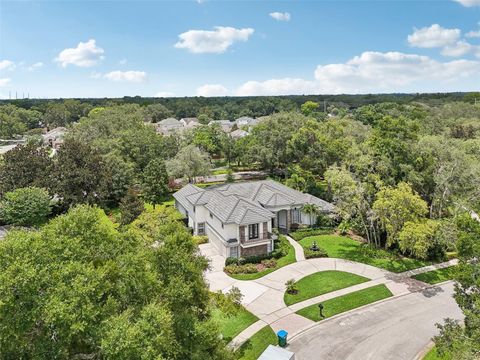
304;247;328;259
289;228;333;241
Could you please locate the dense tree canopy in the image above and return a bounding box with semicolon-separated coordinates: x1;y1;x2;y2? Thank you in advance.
0;205;233;359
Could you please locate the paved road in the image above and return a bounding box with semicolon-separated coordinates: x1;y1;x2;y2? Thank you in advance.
288;282;463;360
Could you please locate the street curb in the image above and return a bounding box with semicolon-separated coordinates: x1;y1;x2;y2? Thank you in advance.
413;341;435;360
287;280;454;344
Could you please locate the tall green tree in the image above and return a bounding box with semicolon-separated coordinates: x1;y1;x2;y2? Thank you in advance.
166;145;211;183
0;142;52;195
141;158;169;206
53;139;107;208
373;182;428;247
0;205;233;359
119;188;144;225
0;187;51;226
434;214;480;359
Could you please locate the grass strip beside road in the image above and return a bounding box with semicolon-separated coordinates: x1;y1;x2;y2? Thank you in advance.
296;284;393;322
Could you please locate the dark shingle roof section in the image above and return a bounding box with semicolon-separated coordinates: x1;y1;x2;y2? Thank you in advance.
173;180;334;225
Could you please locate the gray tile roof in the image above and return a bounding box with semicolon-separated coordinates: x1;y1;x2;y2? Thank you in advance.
173;180;334;225
158;117;180;125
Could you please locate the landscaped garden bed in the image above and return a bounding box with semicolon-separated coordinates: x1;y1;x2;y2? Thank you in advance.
283;270;370;305
296;284;393;321
299;235;432;273
224;235;296;280
423;346;451;360
413;266;457;285
289;227;333;241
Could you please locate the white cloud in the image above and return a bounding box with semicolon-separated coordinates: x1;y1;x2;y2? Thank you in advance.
466;30;480;38
196;84;229;96
0;60;15;71
155;91;175;97
175;26;254;54
269;12;291;21
408;24;460;48
103;70;147;82
55;39;105;67
236;78;316;96
454;0;480;6
234;51;480;95
441;40;476;57
27;62;44;71
0;78;11;87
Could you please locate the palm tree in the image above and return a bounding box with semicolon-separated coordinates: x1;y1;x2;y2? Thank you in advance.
302;203;320;226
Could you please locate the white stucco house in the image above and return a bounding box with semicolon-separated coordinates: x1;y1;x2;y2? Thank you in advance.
173;180;334;258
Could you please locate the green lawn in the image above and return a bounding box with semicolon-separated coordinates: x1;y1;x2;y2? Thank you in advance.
423;346;451;360
413;266;457;285
229;241;296;280
299;235;431;273
297;284;393;321
211;307;258;343
284;270;370;306
236;325;277;360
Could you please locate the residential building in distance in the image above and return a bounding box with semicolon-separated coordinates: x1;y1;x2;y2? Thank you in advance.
173;180;334;258
155;117;182;135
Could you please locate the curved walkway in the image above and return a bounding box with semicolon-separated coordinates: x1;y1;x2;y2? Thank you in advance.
285;234;305;261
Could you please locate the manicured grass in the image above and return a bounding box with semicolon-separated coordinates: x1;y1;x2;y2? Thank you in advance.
196;181;226;188
299;235;431;273
423;346;451;360
229;241;296;280
284;270;370;306
211;307;258;343
296;284;393;322
236;325;277;360
413;266;457;285
212;168;229;175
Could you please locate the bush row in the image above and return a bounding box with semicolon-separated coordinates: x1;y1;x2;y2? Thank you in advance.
224;258;277;275
304;247;328;259
289;228;333;241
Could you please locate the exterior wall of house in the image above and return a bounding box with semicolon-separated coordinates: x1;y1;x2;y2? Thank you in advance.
241;244;269;257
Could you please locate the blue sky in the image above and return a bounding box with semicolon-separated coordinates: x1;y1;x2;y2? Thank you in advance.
0;0;479;98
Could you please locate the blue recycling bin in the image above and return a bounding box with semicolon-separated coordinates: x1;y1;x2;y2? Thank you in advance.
277;329;288;347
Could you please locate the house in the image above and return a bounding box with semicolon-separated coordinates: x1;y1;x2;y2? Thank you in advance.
173;180;334;258
230;129;249;139
155;118;182;135
43;127;67;149
179;117;199;127
209;120;235;133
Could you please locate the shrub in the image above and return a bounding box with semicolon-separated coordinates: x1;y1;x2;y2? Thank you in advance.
285;279;298;294
304;247;328;259
0;187;51;227
290;228;332;241
261;259;277;268
193;235;208;245
225;257;239;266
337;220;351;235
225;286;243;306
224;263;258;275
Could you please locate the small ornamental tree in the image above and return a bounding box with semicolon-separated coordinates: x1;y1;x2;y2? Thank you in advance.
119;188;144;225
141;158;169;207
0;187;51;226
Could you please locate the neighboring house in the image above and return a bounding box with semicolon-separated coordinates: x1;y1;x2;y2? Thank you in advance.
43;127;67;149
209;120;235;133
230;129;249;139
173;180;334;258
179;117;199;127
155;118;182;135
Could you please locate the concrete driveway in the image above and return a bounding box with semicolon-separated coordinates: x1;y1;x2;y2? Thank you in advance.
287;282;463;360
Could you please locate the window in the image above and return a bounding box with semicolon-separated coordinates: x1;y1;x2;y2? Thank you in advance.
248;223;259;239
292;208;301;223
197;222;205;235
230;246;239;258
